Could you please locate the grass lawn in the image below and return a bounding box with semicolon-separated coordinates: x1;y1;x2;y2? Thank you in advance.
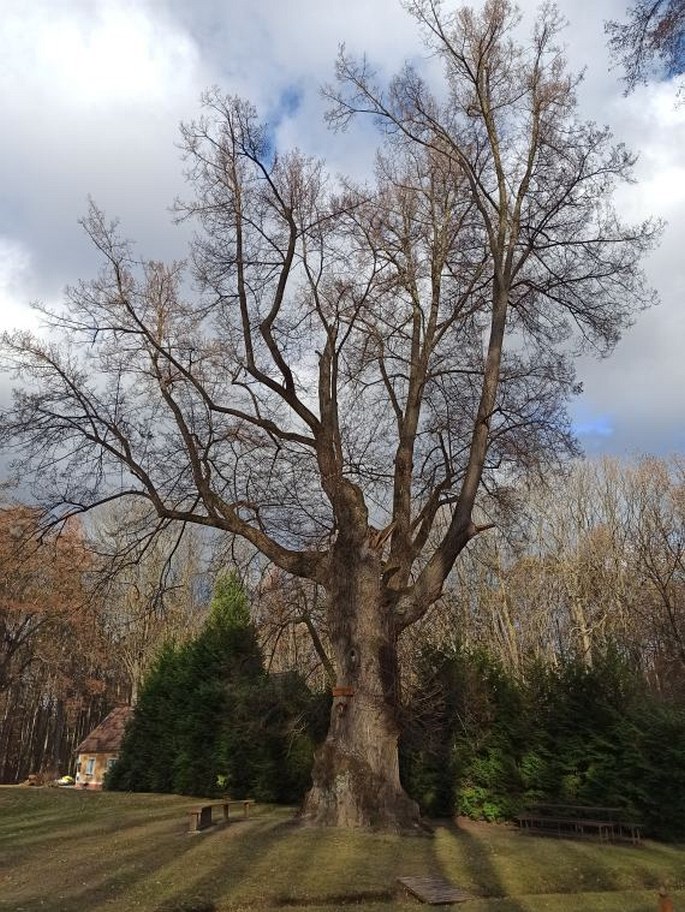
0;787;682;912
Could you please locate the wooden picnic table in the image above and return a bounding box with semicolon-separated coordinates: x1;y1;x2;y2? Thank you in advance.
515;804;643;844
188;798;254;833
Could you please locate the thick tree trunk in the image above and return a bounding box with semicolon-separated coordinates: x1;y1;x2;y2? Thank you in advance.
301;538;421;830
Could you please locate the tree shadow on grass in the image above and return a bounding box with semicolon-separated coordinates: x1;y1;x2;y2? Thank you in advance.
431;818;528;911
4;816;205;912
5;810;279;912
150;815;437;912
436;819;665;910
146;816;305;912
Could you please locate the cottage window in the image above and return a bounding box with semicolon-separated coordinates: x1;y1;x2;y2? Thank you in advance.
86;758;95;776
106;757;117;771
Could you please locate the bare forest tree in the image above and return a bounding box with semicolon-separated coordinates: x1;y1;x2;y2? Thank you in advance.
0;1;658;828
607;0;685;93
434;457;684;697
0;507;94;697
92;505;207;702
0;507;122;781
442;462;639;668
627;456;685;688
255;568;334;686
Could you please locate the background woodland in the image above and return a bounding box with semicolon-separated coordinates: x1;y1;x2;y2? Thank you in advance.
1;454;683;835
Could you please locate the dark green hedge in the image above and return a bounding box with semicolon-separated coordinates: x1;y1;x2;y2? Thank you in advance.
400;645;685;839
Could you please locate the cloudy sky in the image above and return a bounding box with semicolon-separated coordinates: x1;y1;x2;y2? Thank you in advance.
1;0;684;459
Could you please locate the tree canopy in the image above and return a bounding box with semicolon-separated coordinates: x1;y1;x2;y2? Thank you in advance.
607;0;685;92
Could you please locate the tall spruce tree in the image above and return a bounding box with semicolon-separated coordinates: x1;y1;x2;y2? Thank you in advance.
108;572;308;798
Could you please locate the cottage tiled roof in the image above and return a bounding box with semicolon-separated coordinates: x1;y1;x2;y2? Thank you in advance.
75;705;133;754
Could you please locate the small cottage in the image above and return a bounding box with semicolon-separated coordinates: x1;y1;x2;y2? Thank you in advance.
74;705;133;789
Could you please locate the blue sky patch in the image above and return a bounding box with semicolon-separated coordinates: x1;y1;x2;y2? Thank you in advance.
276;85;303;119
572;409;614;438
262;85;304;162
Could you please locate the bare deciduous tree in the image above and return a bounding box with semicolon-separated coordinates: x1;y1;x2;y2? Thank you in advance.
0;1;658;828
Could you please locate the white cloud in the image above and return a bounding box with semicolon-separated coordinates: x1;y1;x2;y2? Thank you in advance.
0;0;208;302
0;238;39;332
2;1;199;110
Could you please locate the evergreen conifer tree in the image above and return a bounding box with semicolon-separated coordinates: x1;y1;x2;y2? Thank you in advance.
107;573;296;800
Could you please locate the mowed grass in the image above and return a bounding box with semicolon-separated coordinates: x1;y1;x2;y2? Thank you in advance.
0;787;683;912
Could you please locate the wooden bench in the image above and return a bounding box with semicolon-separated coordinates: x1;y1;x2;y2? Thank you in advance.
515;804;643;844
188;799;254;833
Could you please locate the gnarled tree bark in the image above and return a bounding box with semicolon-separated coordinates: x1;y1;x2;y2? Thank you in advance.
302;535;420;829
